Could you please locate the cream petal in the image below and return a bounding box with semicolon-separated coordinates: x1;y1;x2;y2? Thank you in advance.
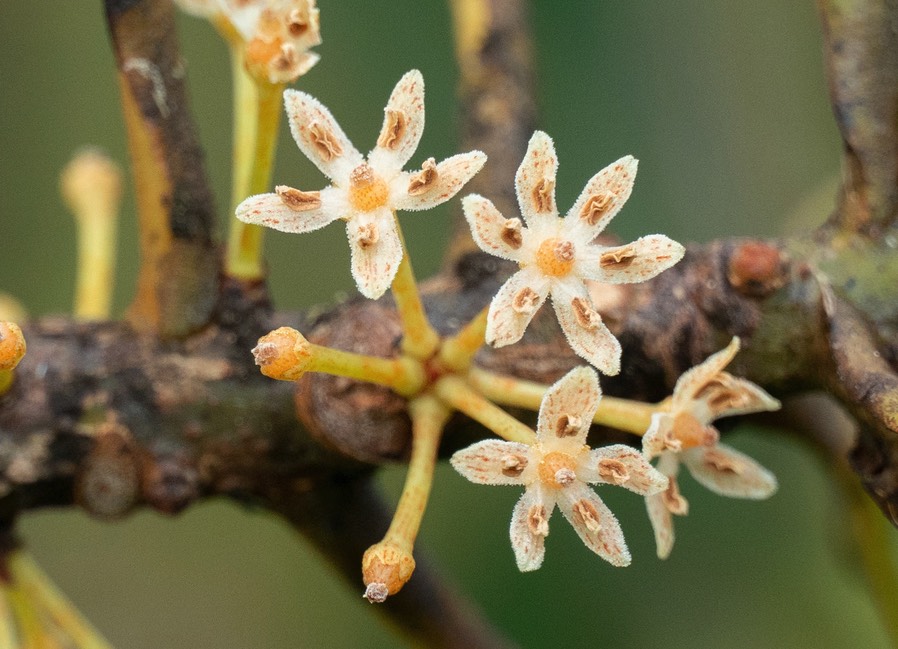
641;412;673;459
565;155;638;239
550;278;621;376
284;89;364;182
692;373;782;424
485;268;550;348
235;187;342;233
461;194;524;262
346;208;402;299
645;491;675;560
509;484;555;572
368;70;426;173
576;235;685;284
450;440;533;486
392;151;487;211
671;337;741;412
682;443;778;499
557;482;631;567
581;445;668;496
535;366;601;450
515;131;559;227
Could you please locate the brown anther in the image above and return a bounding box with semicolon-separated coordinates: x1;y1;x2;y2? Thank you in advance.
362;542;416;602
538;451;578;489
356;223;380;249
535;238;576;277
555;414;582;438
377;109;408;151
512;287;541;314
309;121;344;161
703;448;743;474
580;192;613;225
661;478;689;515
571;297;601;330
501;453;528;477
727;241;786;297
599;245;637;270
696;376;745;413
407;158;438;196
531;177;555;213
252;327;312;381
671;412;719;450
597;458;630;485
286;9;309;35
527;504;550;536
500;218;523;249
572;499;602;533
0;322;26;371
272;43;299;73
276;185;321;211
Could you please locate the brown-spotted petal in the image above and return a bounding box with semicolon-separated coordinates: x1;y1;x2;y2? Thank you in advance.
235;187;342;233
557;482;631;567
509;483;554;572
682;443;778;499
581;444;669;495
577;235;685;284
550;278;622;376
392;151;487;211
515;131;559;227
486;268;550;348
461;194;524;262
450;440;533;486
536;366;601;450
346;207;402;299
369;70;426;173
284;89;364;182
692;373;782;424
646;490;675;560
641;412;675;459
566;155;638;239
671;337;741;412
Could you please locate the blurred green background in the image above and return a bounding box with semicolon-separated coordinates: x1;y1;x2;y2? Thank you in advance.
1;1;895;647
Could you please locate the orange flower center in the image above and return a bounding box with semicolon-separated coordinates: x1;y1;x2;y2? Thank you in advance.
535;237;576;277
670;411;718;450
348;163;389;212
538;451;578;489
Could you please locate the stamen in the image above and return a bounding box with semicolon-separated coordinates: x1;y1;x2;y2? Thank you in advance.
570;297;601;330
407;158;438;196
573;499;602;533
501;453;528;477
276;185;321;211
599;245;637;269
512;287;541;314
555;414;582;438
377;109;409;151
597;458;630;485
703;448;743;474
309;121;343;161
355;223;379;249
500;218;523;249
527;504;550;536
580;191;613;226
531;177;555;213
661;478;689;515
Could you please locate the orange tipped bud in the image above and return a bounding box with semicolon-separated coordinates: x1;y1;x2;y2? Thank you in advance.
361;542;416;603
252;326;312;381
0;322;26;371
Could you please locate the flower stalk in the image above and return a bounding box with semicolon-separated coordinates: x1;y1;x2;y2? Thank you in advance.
438;305;489;370
434;375;535;444
392;228;440;360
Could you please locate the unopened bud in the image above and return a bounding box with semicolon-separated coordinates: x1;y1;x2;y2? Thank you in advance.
61;148;123;223
362;541;416;603
252;327;312;381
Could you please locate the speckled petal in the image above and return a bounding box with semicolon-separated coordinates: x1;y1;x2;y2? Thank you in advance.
235;187;342;233
566;155;638;239
671;337;742;411
368;70;426;173
557;482;631;567
509;484;555;572
346;208;402;299
461;194;523;262
392;151;487;211
576;235;685;284
486;268;550;348
682;443;778;499
515;131;559;227
581;445;669;495
642;412;673;459
646;491;675;560
284;89;364;182
450;440;533;486
535;366;601;450
550;278;621;376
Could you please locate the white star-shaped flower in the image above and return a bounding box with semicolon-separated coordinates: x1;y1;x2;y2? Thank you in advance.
451;366;668;571
177;0;322;83
463;131;684;375
641;337;781;559
237;70;486;298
